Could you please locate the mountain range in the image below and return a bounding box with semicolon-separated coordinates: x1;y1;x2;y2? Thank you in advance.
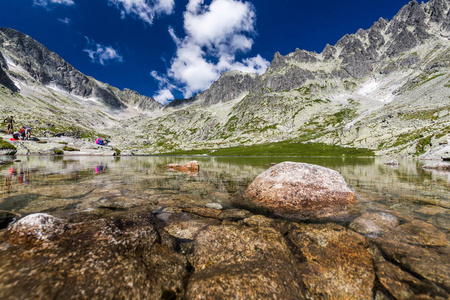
1;0;449;157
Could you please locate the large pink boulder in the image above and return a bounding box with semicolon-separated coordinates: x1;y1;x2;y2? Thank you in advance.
245;162;356;211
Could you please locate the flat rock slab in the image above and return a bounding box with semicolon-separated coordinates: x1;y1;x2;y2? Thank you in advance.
187;224;305;299
287;223;375;299
374;237;450;291
372;246;448;299
245;162;356;211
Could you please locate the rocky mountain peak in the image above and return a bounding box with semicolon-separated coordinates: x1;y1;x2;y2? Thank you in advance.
258;0;450;84
193;70;261;106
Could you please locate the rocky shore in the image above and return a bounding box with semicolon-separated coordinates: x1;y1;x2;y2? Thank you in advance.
2;132;450;161
0;162;448;299
0;134;121;156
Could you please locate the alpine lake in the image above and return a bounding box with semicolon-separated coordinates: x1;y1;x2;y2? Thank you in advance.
0;155;449;299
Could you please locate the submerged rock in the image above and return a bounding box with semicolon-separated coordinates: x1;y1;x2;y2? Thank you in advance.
164;213;219;240
205;202;223;210
384;159;399;166
422;162;450;171
1;213;188;299
186;224;305;299
372;246;448;299
245;162;356;212
165;161;200;175
384;220;448;247
7;213;66;244
374;237;450;290
350;212;400;235
243;214;276;227
287;223;375;299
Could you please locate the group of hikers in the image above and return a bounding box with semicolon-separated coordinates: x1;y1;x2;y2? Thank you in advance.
4;115;108;145
3;116;32;141
95;137;106;145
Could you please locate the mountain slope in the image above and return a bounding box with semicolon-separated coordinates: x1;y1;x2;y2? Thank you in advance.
0;28;162;139
117;0;450;156
0;0;449;156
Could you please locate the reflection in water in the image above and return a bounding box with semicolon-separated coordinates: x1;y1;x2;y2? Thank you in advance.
95;165;104;174
0;156;448;229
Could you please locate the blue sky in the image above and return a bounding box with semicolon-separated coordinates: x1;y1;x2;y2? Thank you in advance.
0;0;415;103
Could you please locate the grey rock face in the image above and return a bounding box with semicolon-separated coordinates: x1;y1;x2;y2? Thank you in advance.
321;43;336;60
270;51;289;71
427;0;450;24
1;29;93;95
292;48;317;63
0;52;17;92
195;70;261;106
0;66;17;93
386;29;418;57
118;88;162;111
264;66;315;91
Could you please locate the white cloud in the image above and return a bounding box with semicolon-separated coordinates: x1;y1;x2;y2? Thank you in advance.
150;70;176;104
153;89;174;105
108;0;175;25
34;0;75;7
153;0;269;101
58;17;72;25
184;0;255;48
84;39;123;65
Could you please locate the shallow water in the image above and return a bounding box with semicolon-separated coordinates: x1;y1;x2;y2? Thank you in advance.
1;155;449;299
0;155;448;230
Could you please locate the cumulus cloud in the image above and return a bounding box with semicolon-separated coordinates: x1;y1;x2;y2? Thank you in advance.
150;70;175;104
153;89;175;105
34;0;75;7
84;39;123;65
108;0;175;25
152;0;270;103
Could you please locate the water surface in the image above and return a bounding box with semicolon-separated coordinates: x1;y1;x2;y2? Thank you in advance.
0;155;448;231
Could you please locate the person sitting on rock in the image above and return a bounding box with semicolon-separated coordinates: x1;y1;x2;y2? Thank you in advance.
19;126;26;140
11;132;20;140
24;125;32;140
95;137;105;146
